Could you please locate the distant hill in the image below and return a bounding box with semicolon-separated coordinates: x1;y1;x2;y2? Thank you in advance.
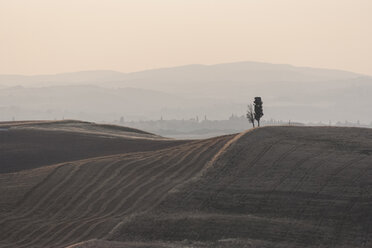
0;62;365;88
1;125;371;247
0;61;371;123
115;62;365;93
0;85;227;121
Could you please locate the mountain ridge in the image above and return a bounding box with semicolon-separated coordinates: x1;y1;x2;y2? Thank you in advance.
0;61;368;86
1;61;371;124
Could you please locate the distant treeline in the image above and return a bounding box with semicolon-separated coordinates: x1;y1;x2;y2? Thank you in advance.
112;116;372;138
113;116;302;138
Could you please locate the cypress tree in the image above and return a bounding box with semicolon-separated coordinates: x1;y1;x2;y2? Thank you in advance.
254;97;264;127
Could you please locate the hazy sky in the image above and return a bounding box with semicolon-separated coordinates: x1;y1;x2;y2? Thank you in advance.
1;0;371;75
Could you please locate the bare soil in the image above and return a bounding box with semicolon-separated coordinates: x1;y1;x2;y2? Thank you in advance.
0;120;187;173
0;123;371;248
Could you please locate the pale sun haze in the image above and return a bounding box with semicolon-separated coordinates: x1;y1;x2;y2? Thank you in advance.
0;0;371;75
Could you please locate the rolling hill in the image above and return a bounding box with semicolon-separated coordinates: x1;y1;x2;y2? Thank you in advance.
0;122;371;247
0;120;186;173
0;61;371;122
0;62;364;89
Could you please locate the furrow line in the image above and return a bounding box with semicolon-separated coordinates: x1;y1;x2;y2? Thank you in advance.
41;142;205;247
18;145;196;247
12;152;173;248
0;163;81;240
55;138;223;246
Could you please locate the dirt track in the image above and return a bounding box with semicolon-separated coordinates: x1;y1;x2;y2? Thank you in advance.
1;122;372;248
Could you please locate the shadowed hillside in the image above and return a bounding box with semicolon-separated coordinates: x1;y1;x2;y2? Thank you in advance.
0;120;187;173
1;124;371;248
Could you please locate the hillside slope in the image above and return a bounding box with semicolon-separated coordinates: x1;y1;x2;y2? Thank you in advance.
0;128;234;248
1;126;372;248
110;126;372;247
0;120;187;173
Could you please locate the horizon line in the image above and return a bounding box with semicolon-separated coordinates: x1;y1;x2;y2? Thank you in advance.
0;60;370;78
